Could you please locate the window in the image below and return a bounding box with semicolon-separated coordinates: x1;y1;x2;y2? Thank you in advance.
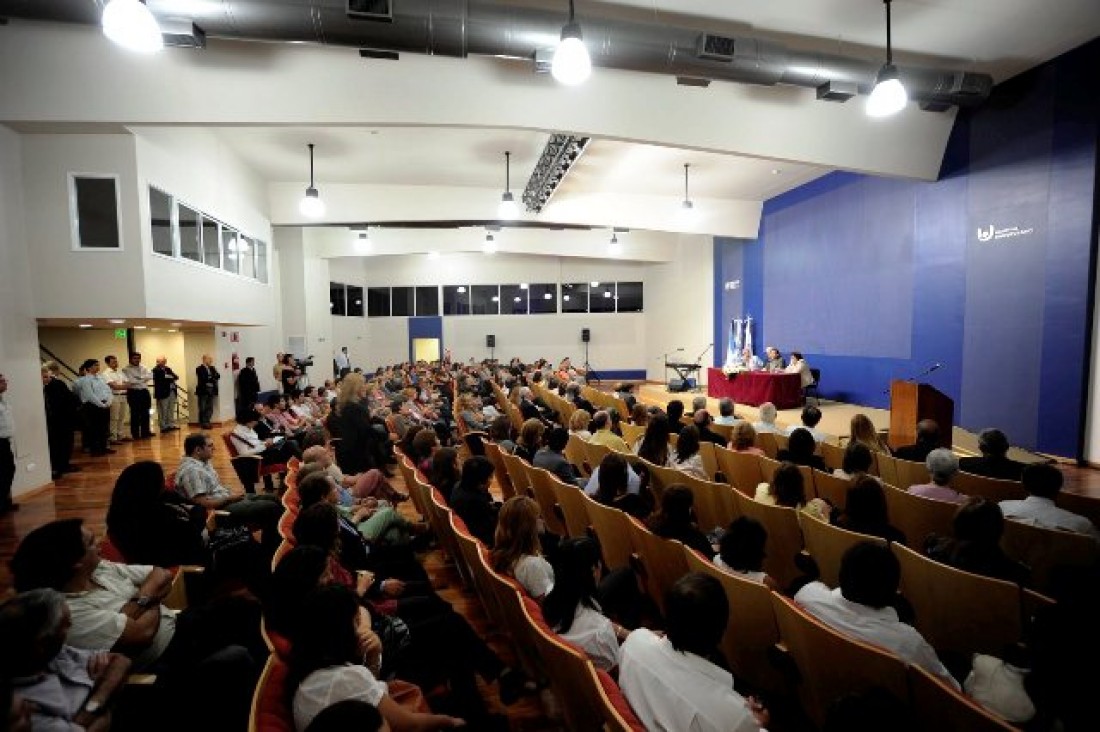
149;187;174;257
178;204;202;262
471;285;499;315
255;240;268;283
590;282;616;313
562;283;589;313
368;287;391;317
442;286;470;315
347;285;364;316
616;281;644;312
221;227;240;275
201;217;220;268
415;286;439;316
529;283;557;314
330;282;347;316
500;284;528;315
392;287;414;317
238;236;257;280
70;175;122;250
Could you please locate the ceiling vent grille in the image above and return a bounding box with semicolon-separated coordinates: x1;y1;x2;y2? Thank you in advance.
696;34;736;62
347;0;393;22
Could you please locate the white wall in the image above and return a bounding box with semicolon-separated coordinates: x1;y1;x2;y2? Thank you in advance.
0;126;51;494
134;127;277;326
644;235;715;383
22;134;146;319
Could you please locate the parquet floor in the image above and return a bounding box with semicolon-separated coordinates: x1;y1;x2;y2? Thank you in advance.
0;427;556;730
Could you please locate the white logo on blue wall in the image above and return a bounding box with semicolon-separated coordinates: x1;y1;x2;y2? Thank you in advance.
975;223;1035;243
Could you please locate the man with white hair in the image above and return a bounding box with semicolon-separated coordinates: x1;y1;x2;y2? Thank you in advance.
152;357;180;433
752;402;782;434
907;449;966;504
691;395;709;414
715;398;741;426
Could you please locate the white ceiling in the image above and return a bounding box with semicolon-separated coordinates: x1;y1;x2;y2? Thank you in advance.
599;0;1100;82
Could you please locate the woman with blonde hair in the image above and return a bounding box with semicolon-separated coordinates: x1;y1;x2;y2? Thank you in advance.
513;418;545;463
332;372;389;476
729;421;764;456
850;413;891;454
568;409;592;440
491;496;554;600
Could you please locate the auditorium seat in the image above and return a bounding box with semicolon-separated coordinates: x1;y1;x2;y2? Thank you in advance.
594;669;648;732
1001;518;1100;592
714;447;764;496
755;432;780;459
810;469;851;510
248;656;294;732
799;513;887;588
875;453;900;488
619;422;645;447
816;441;846;471
427;485;471;587
893;457;931;490
953;471;1027;502
625;516;689;616
564;434;591;477
450;513;496;621
882;483;958;551
483;441;517;500
582;440;613;473
583;498;638;571
1055;490;1100;528
500;451;533;498
676;472;738;533
477;545;546;682
907;663;1016;732
550;476;594;539
733;490;804;589
524;465;568;536
697;440;720;481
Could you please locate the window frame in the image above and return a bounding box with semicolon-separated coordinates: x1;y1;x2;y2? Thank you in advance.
68;173;124;252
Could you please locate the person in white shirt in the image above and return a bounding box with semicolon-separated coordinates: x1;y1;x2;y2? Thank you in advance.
794;542;960;690
120;352;154;440
714;397;742;426
334;347;351;378
785;404;833;444
1000;463;1100;540
785;351;815;389
752;402;782;435
98;355;128;444
619;573;767;732
0;372;16;514
74;360;115;457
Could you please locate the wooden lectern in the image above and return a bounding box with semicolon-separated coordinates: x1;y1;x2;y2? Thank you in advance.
888;381;954;450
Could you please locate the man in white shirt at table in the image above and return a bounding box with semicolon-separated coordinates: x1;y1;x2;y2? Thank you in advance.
620;573;767;732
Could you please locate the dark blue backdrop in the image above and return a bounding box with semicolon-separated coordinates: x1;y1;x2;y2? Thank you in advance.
715;39;1099;457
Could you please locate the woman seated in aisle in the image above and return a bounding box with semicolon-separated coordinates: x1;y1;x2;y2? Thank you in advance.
287;586;466;732
568;409;592;440
714;516;780;590
754;462;832;522
834;477;906;544
777;427;829;473
592;453;651;520
924;497;1029;585
668;426;708;480
427;447;462;505
450;456;500;547
907;448;966;504
513;418;545;463
849;413;891;455
647;485;713;558
833;442;876;481
296;466;421;548
542;538;631;673
105;460;208;568
729;422;764;456
491;496;554;601
301;444;406;505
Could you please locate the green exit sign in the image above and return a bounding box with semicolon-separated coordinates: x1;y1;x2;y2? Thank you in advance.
114;328;127;340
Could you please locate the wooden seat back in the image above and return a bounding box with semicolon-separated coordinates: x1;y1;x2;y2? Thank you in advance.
716;448;764;496
697;440;720;480
477;548;546;680
882;484;959;550
799;514;887;588
565;433;590;476
770;593;910;729
525;465;568;536
583;498;638;571
907;663;1016;732
625;517;689;616
816;441;846;471
1001;518;1100;592
500;451;533;497
755;431;780;459
677;472;738;533
551;478;593;538
892;542;1023;659
248;656;294;732
619;422;645;447
811;469;851;510
894;457;932;489
583;440;613;473
875;453;899;488
733;491;804;589
708;422;735;444
953;471;1028;502
450;513;497;621
1055;490;1100;528
483;441;516;501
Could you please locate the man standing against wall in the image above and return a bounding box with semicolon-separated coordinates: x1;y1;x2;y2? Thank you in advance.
195;355;220;430
236;356;261;419
122;352;154;439
335;347;351;379
0;373;17;514
99;355;128;444
73;360;114;457
152;357;180;433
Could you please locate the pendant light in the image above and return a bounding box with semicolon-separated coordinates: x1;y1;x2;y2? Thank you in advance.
551;0;592;86
680;163;698;220
866;0;908;118
609;231;622;256
353;229;371;253
102;0;163;53
483;231;498;254
299;143;325;218
498;151;520;219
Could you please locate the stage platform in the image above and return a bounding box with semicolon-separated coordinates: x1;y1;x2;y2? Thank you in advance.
630;382;1048;464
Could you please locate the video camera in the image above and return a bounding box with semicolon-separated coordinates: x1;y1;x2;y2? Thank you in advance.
294;355;315;374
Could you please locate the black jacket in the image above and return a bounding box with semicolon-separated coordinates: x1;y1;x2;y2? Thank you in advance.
237;367;261;410
152;365;179;400
450;483;499;547
196;364;220;397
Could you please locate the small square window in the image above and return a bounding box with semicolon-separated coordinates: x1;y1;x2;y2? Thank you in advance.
330;282;347;316
347;285;364;316
471;285;499;315
368;287;391;317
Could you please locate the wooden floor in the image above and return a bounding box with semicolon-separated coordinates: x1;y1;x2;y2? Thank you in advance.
0;428;556;730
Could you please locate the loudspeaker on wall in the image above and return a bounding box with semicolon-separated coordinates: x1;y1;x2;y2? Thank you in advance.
486;335;496;348
581;328;590;343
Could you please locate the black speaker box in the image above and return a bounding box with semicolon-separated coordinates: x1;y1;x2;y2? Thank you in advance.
486;335;496;348
581;328;591;343
668;379;687;392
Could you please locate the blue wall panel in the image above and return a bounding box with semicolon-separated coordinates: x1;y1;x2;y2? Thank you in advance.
715;39;1099;456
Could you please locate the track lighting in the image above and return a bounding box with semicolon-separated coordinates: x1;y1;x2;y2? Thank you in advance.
867;0;908;117
298;143;325;218
551;0;592;86
102;0;163;53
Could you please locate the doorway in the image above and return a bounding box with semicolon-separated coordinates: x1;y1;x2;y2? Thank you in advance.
412;337;441;363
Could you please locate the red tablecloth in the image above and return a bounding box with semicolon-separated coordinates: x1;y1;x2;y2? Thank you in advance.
707;368;803;409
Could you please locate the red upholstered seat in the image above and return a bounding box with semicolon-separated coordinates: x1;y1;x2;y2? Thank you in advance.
98;536;127;563
249;657;294;732
596;669;647;732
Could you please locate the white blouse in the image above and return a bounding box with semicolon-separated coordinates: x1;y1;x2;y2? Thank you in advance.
558;603;620;672
514;554;555;598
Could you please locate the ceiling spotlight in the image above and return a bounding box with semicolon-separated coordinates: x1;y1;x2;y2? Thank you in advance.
498;151;520;219
680;163;698;220
299;143;325;218
109;319;125;324
563;295;571;302
866;0;908;117
135;325;147;330
609;231;622;255
79;323;93;329
353;229;371;253
551;0;592;86
102;0;163;53
483;232;498;254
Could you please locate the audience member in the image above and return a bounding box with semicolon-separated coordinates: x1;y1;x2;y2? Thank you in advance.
634;414;671;465
752;402;782;435
777;428;829;472
665;400;685;428
41;362;79;480
715;397;740;426
786;405;831;444
647;485;713;557
693;410;727;446
669;426;708;480
303;700;387;732
849;414;890;454
512;418;545;463
449;456;499;547
795;543;959;689
592;453;650;519
105;460;207;567
332;373;390;476
1000;463;1100;539
729;422;764;455
588;411;630;452
892;419;941;463
533;427;585;487
567;409;592;440
488;415;516;453
491;496;554;600
924;497;1029;585
959;428;1026;480
833;442;875;481
835;477;905;543
715;516;779;590
427;447;461;504
907;449;966;504
629;402;649;427
755;462;831;522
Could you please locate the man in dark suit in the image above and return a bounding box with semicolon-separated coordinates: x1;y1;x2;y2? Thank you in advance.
41;363;79;480
533;427;585;487
152;357;180;432
236;356;261;417
195;354;220;429
893;419;941;463
958;428;1026;481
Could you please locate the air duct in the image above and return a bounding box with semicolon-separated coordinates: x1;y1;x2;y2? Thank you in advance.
0;0;992;110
